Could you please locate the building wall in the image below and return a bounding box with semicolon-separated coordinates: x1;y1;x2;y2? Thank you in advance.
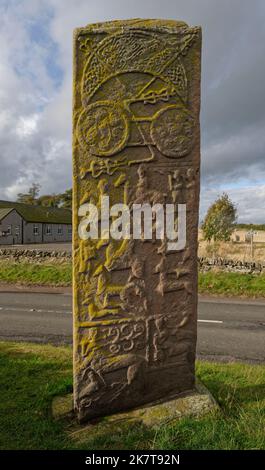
253;231;265;243
0;210;23;245
22;221;72;244
230;230;246;243
42;223;72;243
23;221;43;244
0;212;72;245
231;229;265;244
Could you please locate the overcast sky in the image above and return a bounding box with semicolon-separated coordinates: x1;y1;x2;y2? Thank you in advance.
0;0;265;222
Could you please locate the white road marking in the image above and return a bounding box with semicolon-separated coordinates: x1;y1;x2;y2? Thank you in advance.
0;306;71;314
198;319;223;324
0;306;223;323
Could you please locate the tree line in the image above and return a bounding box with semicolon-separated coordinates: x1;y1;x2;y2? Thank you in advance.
17;184;72;209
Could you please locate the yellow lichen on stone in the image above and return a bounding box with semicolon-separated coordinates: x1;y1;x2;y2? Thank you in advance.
73;18;201;422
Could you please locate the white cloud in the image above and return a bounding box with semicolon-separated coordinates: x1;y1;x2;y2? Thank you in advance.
0;0;265;223
16;114;40;138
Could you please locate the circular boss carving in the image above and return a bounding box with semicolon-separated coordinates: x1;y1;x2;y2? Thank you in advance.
77;101;129;157
150;105;195;158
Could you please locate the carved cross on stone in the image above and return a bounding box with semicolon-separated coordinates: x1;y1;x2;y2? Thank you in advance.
73;18;201;422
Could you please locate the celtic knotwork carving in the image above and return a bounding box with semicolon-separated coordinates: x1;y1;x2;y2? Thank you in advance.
77;101;129;157
150;105;195;158
76;28;199;161
81;28;199;105
108;322;146;354
78;99;195;159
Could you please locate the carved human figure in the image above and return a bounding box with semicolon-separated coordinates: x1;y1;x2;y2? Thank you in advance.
168;169;184;203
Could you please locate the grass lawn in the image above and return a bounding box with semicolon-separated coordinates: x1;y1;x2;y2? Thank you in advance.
198;271;265;298
0;341;264;450
1;261;265;298
0;261;71;287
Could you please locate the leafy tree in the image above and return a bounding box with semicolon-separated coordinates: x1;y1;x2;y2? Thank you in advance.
59;188;72;209
202;193;237;242
17;183;41;205
37;194;60;207
16;184;72;209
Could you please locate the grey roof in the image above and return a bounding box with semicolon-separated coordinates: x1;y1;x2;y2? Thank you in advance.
0;201;72;224
0;207;14;222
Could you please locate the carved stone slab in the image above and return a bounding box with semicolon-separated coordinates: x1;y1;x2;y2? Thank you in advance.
73;19;201;422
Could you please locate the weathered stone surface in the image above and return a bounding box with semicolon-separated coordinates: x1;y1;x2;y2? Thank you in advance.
73;19;202;422
52;381;218;438
52;394;74;421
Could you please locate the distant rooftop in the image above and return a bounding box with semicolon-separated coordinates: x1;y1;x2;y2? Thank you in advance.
0;200;72;224
0;207;14;222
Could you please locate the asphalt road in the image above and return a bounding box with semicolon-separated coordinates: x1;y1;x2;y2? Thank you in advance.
0;291;264;363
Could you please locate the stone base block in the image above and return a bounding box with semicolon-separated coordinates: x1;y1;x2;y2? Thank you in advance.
52;380;218;441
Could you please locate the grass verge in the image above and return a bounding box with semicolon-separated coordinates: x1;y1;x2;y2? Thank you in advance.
0;341;264;450
198;271;265;298
0;261;71;286
1;261;265;298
